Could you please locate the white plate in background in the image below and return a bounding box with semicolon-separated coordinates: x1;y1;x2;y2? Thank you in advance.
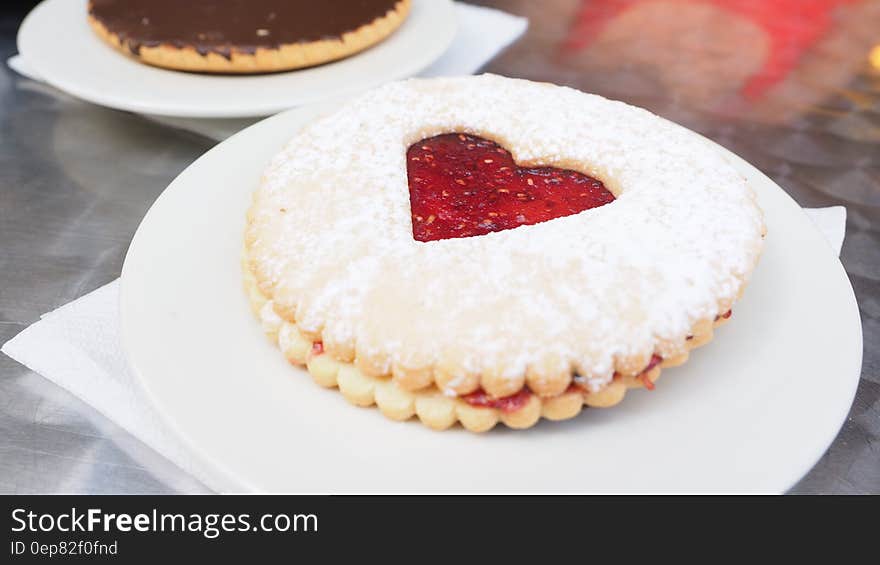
17;0;457;117
120;102;862;493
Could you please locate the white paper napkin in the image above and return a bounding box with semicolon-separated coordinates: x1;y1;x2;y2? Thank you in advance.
1;207;847;491
7;2;529;141
1;282;222;490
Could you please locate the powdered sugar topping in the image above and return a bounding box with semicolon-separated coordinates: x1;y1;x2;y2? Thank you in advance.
246;75;765;382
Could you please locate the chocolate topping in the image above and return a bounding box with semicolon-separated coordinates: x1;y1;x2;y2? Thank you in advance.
88;0;404;59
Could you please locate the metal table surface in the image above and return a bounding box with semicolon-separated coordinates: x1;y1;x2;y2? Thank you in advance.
1;1;878;494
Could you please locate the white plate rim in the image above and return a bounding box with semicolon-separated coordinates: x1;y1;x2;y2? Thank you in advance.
17;0;458;118
120;103;863;494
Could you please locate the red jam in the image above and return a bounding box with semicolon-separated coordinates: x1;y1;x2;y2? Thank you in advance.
407;133;615;242
637;354;663;391
570;354;664;393
462;388;532;413
642;354;663;374
461;353;664;413
311;341;324;356
689;309;733;339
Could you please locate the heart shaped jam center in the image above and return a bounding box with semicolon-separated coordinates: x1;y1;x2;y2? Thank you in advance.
407;133;615;242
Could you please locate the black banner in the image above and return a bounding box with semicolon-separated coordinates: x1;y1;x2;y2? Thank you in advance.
1;495;875;560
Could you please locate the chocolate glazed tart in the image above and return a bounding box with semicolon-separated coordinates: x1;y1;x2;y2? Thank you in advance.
86;0;412;73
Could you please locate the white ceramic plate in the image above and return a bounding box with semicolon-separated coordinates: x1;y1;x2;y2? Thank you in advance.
120;102;862;493
17;0;457;117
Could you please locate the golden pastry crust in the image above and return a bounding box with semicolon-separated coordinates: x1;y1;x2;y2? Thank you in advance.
86;0;410;73
243;259;729;432
245;218;759;403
